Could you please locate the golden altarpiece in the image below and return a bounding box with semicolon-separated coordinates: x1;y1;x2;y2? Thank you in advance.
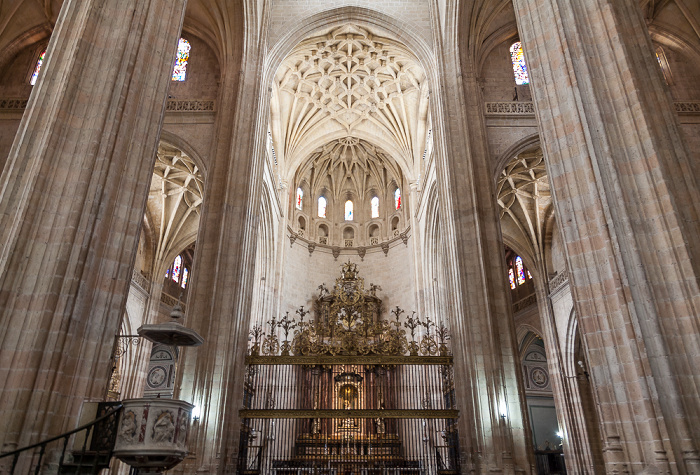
237;263;459;474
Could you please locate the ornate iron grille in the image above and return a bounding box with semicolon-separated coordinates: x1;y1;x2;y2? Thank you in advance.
238;263;460;475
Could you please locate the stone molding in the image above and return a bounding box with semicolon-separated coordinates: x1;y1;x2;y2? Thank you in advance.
6;98;699;116
673;101;700;114
131;269;151;293
165;100;215;112
161;292;185;310
485;101;700;116
0;98;214;112
0;98;28;110
485;101;535;115
287;224;410;258
513;293;537;313
548;270;569;293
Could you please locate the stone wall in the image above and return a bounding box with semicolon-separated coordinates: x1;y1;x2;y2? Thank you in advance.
280;235;417;322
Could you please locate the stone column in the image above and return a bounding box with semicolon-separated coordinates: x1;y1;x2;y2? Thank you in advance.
513;0;700;472
531;273;603;473
172;21;268;473
0;0;186;458
407;179;427;316
433;13;534;473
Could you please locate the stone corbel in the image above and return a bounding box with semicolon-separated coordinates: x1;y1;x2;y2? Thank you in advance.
332;247;341;260
308;242;316;256
400;231;409;246
279;180;288;217
381;242;389;256
357;247;366;261
289;232;297;248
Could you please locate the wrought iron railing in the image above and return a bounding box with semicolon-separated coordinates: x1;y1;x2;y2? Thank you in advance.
238;263;460;474
534;449;567;474
0;402;122;474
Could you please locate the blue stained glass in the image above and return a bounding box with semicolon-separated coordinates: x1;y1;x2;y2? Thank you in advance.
172;255;182;282
172;38;191;81
510;42;529;85
515;256;526;285
30;51;45;86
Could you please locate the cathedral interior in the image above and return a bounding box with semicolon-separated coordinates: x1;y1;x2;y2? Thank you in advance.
0;0;698;474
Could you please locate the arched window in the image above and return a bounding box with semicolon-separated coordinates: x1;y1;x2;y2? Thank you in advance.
655;46;672;85
318;196;327;218
172;38;191;81
172;255;182;282
345;200;353;221
510;42;529;85
508;268;516;290
371;196;379;218
296;187;303;210
515;256;526;285
181;268;189;288
394;188;401;210
30;50;46;86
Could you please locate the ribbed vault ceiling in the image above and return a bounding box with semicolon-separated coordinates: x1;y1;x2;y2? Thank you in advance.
271;23;430;181
146;143;203;273
296;137;402;201
497;148;551;261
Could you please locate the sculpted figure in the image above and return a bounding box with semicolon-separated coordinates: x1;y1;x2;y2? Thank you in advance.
118;411;137;443
153;411;175;443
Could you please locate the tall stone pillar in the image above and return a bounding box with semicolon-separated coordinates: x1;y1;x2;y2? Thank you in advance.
172;19;267;473
407;179;427;316
434;12;534;473
0;0;186;456
513;0;700;472
531;274;603;473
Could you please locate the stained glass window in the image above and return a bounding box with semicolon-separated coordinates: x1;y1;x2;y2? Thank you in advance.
181;268;189;288
655;47;671;85
165;268;170;279
527;270;532;280
296;188;303;210
172;38;191;81
345;200;353;221
510;42;529;85
509;268;516;289
30;50;46;86
371;197;379;218
172;255;182;282
515;256;526;285
318;196;327;218
394;188;401;210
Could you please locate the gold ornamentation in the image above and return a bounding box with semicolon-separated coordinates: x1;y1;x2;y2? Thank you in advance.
245;355;454;365
238;409;460;419
248;263;451;359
